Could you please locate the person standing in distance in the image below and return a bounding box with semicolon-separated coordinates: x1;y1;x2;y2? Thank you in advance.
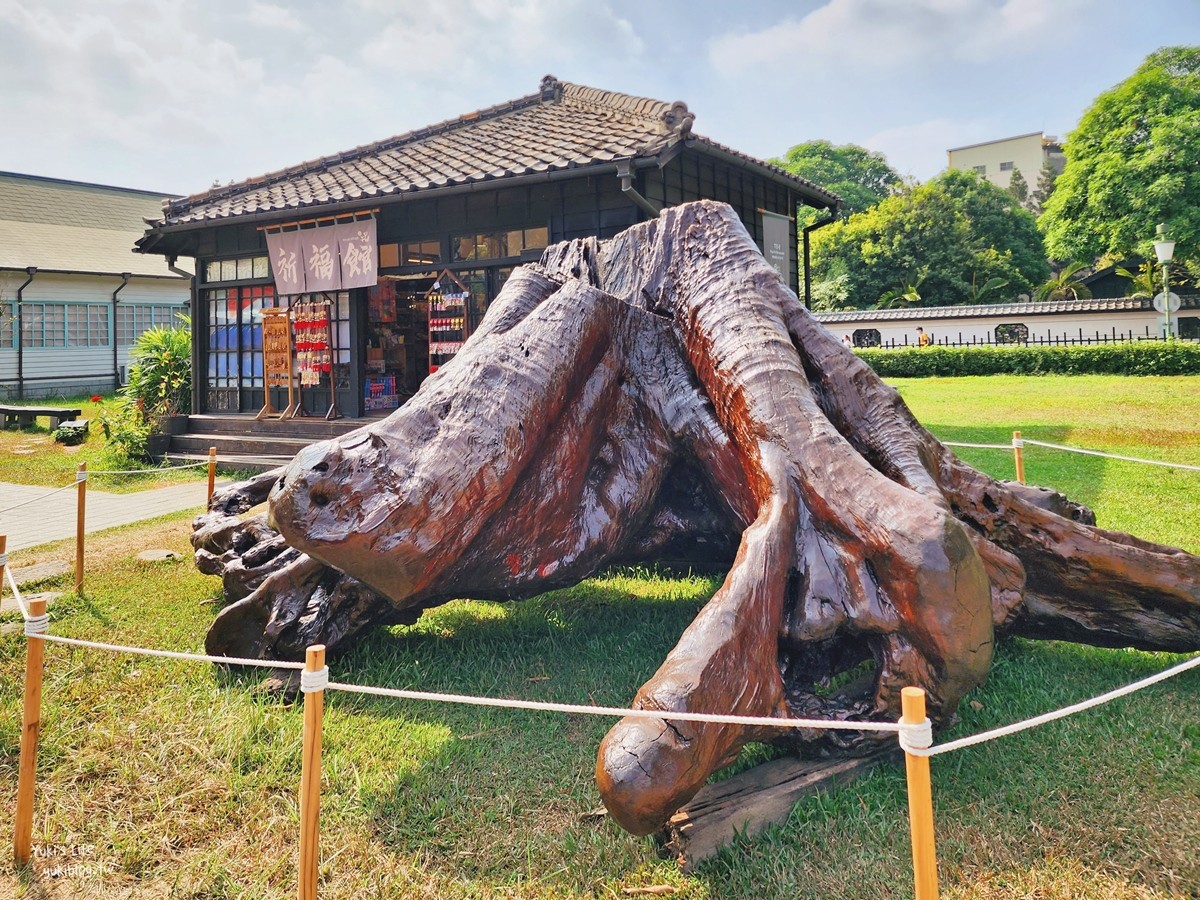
917;327;931;347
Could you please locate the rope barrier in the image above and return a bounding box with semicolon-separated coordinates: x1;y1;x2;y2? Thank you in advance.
85;461;210;476
1021;438;1200;472
323;681;904;733
941;441;1012;450
3;565;304;671
942;437;1200;470
908;652;1200;758
0;481;79;516
4;550;1198;750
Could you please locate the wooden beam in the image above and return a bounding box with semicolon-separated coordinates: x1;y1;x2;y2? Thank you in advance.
655;751;897;872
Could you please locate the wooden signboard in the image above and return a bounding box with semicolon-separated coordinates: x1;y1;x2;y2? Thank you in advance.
258;308;295;419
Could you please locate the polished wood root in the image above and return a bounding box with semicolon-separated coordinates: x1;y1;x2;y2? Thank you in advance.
193;200;1200;837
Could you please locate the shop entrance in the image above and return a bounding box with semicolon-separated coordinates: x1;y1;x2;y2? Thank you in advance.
364;267;503;411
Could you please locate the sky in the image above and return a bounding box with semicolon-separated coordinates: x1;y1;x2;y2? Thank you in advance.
2;0;1199;199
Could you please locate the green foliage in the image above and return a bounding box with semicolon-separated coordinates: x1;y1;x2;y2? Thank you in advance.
1034;261;1094;301
51;423;87;446
97;395;151;461
1041;46;1200;263
96;318;190;463
769;139;903;217
1007;167;1029;205
123;316;192;425
856;340;1200;378
811;170;1047;309
1030;159;1059;215
1115;261;1159;298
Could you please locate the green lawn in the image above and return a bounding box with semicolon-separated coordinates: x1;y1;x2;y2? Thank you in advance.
0;394;209;492
0;375;1198;899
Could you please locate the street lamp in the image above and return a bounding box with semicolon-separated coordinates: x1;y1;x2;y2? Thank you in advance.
1153;223;1177;339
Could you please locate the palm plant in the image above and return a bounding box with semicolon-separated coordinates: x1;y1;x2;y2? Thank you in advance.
1034;262;1093;302
875;272;927;309
1114;261;1158;298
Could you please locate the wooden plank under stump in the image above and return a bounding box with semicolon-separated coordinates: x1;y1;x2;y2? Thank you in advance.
655;751;897;871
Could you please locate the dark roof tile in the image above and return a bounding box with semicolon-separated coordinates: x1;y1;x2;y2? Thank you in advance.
148;77;839;229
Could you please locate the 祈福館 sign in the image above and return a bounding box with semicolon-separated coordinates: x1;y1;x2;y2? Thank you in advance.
265;218;378;296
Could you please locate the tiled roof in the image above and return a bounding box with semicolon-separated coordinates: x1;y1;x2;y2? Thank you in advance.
149;76;838;230
813;295;1200;324
0;172;186;278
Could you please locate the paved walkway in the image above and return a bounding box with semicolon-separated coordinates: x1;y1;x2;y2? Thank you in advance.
0;477;231;551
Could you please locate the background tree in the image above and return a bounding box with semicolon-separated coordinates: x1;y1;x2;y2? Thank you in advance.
1029;160;1059;216
769;139;903;218
811;170;1048;309
1008;167;1029;206
1041;46;1200;263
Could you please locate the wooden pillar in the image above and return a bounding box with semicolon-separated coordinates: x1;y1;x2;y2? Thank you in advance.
902;686;939;900
1012;431;1025;485
14;590;47;867
75;463;86;594
207;447;217;504
298;645;326;900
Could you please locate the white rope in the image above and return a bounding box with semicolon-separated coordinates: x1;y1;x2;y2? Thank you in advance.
324;681;904;733
301;666;329;693
942;441;1012;450
87;463;209;475
1011;436;1024;449
907;653;1200;758
0;481;78;516
3;566;302;669
76;470;88;482
5;564;29;618
0;553;7;567
24;613;49;636
897;718;933;753
1021;439;1200;472
27;633;307;670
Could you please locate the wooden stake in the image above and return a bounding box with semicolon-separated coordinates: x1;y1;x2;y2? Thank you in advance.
14;590;47;868
75;463;86;594
1013;430;1025;485
298;644;326;900
207;447;217;504
902;686;939;900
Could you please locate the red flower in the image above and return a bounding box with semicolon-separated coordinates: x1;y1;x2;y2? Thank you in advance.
90;395;103;403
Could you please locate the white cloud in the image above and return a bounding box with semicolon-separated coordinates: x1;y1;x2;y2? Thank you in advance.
708;0;1096;73
360;0;642;77
245;2;309;33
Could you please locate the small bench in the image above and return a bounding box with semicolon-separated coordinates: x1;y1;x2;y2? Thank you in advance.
0;404;83;429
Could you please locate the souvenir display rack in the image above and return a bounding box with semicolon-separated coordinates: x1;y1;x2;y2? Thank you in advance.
425;269;471;374
290;297;342;420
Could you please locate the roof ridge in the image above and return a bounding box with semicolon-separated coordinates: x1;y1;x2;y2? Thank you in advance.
161;76;703;221
163;87;550;219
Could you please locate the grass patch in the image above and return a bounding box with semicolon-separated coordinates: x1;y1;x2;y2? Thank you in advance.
0;394;206;492
1;375;1198;898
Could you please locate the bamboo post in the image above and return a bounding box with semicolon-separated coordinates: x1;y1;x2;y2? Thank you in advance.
75;462;87;594
1012;431;1025;485
14;590;47;868
298;644;326;900
902;686;939;900
207;447;217;504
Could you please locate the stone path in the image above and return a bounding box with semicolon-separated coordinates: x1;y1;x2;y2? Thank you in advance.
0;478;228;551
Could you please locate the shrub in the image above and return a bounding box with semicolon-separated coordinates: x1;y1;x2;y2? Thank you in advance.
855;341;1200;378
123;316;191;425
97;396;151;461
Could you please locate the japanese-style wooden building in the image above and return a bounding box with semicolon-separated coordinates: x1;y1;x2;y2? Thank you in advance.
137;76;838;437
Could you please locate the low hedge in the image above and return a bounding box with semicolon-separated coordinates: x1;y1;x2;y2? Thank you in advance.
855;341;1200;377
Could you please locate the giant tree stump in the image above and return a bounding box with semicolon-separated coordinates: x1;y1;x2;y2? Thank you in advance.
193;200;1200;838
